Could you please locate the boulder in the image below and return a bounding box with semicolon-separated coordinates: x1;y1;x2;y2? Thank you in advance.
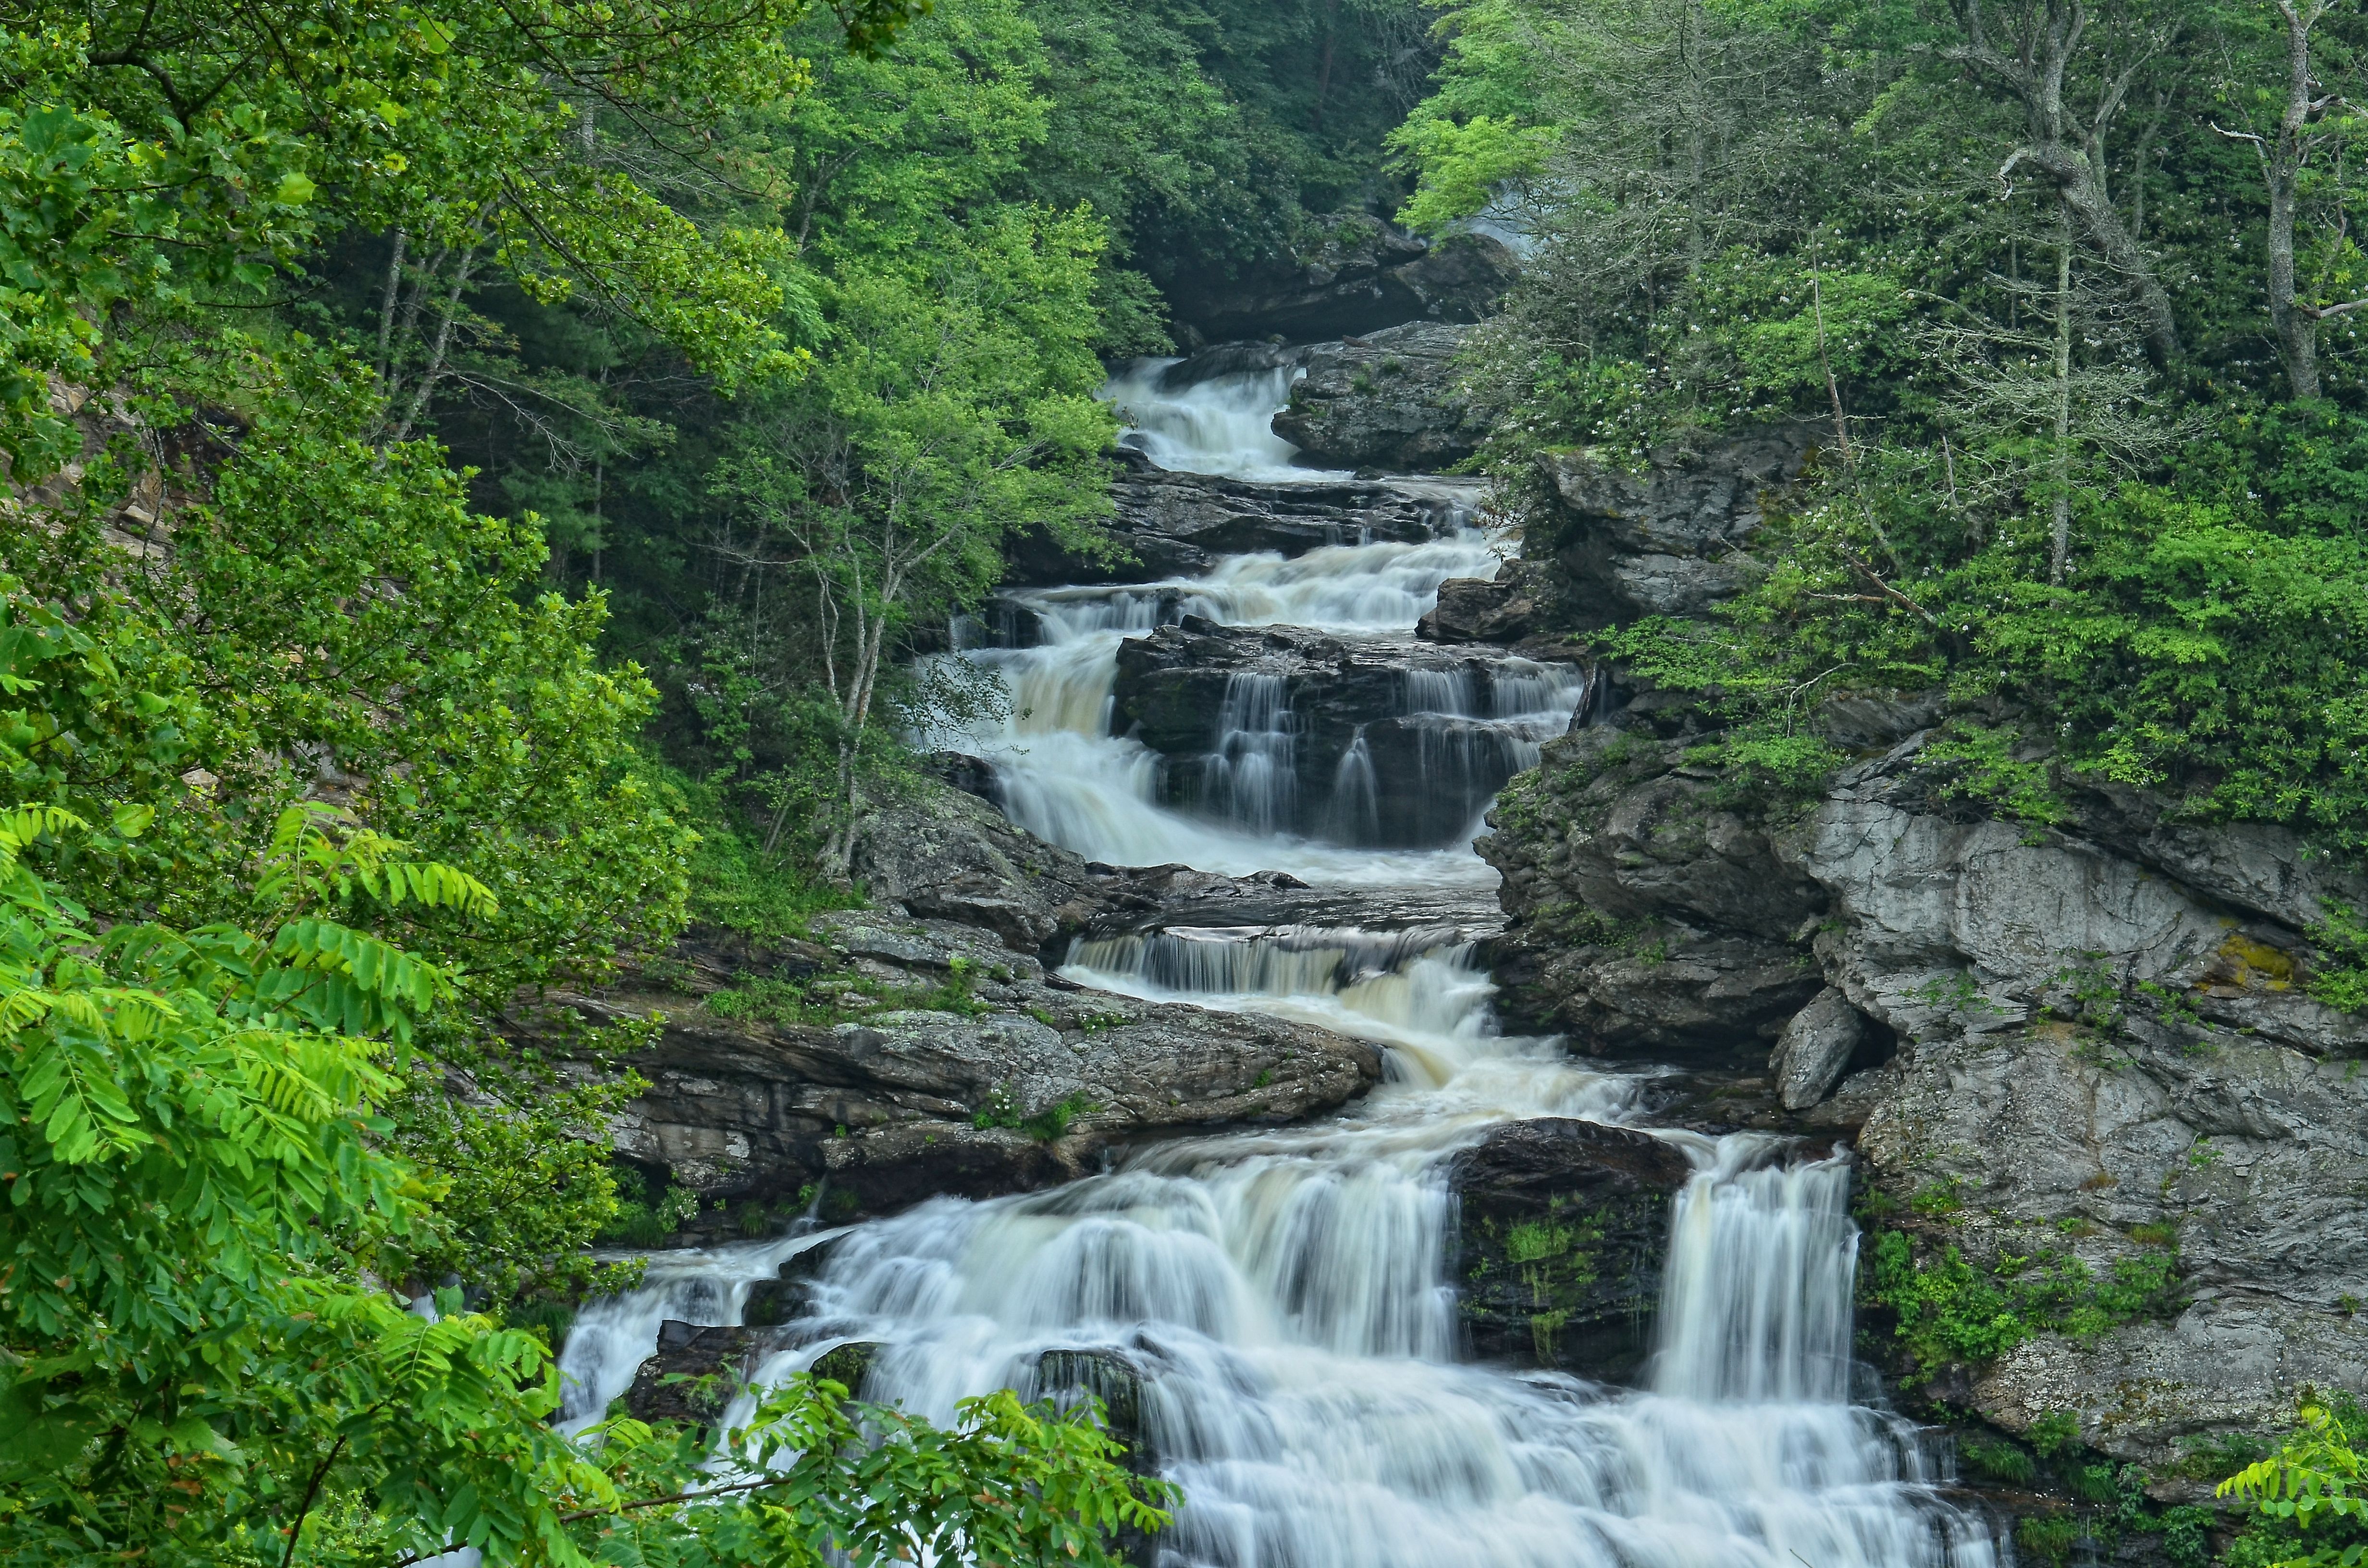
1769;988;1868;1109
625;1321;795;1424
1448;1119;1695;1383
1418;565;1540;644
543;910;1384;1218
1270;322;1487;472
1170;217;1518;343
1110;619;1583;848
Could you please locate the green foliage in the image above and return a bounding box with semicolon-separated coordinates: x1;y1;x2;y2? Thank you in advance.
2307;900;2368;1014
1918;723;2069;828
2221;1397;2368;1568
1961;1433;2037;1484
1863;1228;2185;1375
973;1087;1097;1141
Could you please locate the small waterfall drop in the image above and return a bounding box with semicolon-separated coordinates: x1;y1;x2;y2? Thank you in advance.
1101;357;1343;481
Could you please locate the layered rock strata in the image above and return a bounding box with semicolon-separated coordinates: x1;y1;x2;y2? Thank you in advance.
538;905;1381;1222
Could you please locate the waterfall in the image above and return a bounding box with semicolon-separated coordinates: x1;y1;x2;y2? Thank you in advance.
558;362;1998;1568
1100;357;1343;481
1204;674;1297;835
1328;727;1380;844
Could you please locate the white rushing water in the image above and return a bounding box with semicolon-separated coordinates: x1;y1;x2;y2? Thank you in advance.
1100;357;1347;482
557;364;1998;1568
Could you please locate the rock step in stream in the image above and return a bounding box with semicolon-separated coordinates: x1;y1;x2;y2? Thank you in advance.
555;344;2002;1568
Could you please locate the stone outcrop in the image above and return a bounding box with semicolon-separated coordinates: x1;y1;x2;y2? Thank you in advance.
1004;450;1462;587
1529;423;1819;631
1270;322;1486;472
1481;724;1830;1058
1769;988;1868;1110
541;909;1382;1219
851;771;1322;956
1110;618;1582;847
1169;217;1518;343
1448;1119;1695;1383
1482;681;2368;1458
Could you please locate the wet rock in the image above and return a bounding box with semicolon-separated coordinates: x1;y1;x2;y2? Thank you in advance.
1480;725;1827;1054
626;1321;796;1424
1111;619;1582;848
1270;322;1487;472
1004;452;1461;587
1418;563;1542;644
1527;422;1820;631
542;910;1383;1218
1449;1119;1695;1384
809;1340;880;1393
1170;217;1518;343
1770;988;1868;1109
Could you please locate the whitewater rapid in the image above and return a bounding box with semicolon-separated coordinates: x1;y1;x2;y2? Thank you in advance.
554;363;1999;1568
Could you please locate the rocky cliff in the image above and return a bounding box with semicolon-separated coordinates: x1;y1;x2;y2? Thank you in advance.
1481;430;2368;1470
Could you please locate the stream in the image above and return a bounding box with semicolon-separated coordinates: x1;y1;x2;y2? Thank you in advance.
554;356;2003;1568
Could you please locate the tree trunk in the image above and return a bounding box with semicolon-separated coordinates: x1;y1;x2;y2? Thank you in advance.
2265;0;2326;400
2050;210;2074;587
2017;142;2182;368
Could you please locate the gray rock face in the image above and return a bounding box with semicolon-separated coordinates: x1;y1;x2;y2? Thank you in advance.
1448;1119;1696;1383
1785;740;2368;1056
1271;322;1487;472
543;910;1382;1218
1481;697;2368;1457
1005;453;1458;587
1172;219;1518;343
1856;1013;2368;1462
1111;618;1582;848
1532;424;1819;631
1770;988;1868;1109
1480;725;1827;1054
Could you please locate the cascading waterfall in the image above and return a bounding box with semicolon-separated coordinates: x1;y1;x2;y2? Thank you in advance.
1099;357;1344;483
1204;675;1297;836
559;362;1998;1568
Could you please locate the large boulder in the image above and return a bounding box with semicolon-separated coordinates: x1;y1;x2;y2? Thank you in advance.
1448;1119;1695;1383
1271;322;1487;472
1418;562;1544;644
1170;218;1518;343
544;910;1385;1219
1110;619;1583;848
1769;988;1869;1110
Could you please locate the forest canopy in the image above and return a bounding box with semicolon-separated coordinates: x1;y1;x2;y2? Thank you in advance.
0;0;1441;1557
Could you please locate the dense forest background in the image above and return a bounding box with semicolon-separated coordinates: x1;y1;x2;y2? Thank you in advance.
6;0;2368;1559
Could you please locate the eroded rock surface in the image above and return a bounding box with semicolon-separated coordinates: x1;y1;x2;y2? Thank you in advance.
1529;423;1819;630
1481;725;1828;1058
1005;451;1461;586
1271;322;1486;472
